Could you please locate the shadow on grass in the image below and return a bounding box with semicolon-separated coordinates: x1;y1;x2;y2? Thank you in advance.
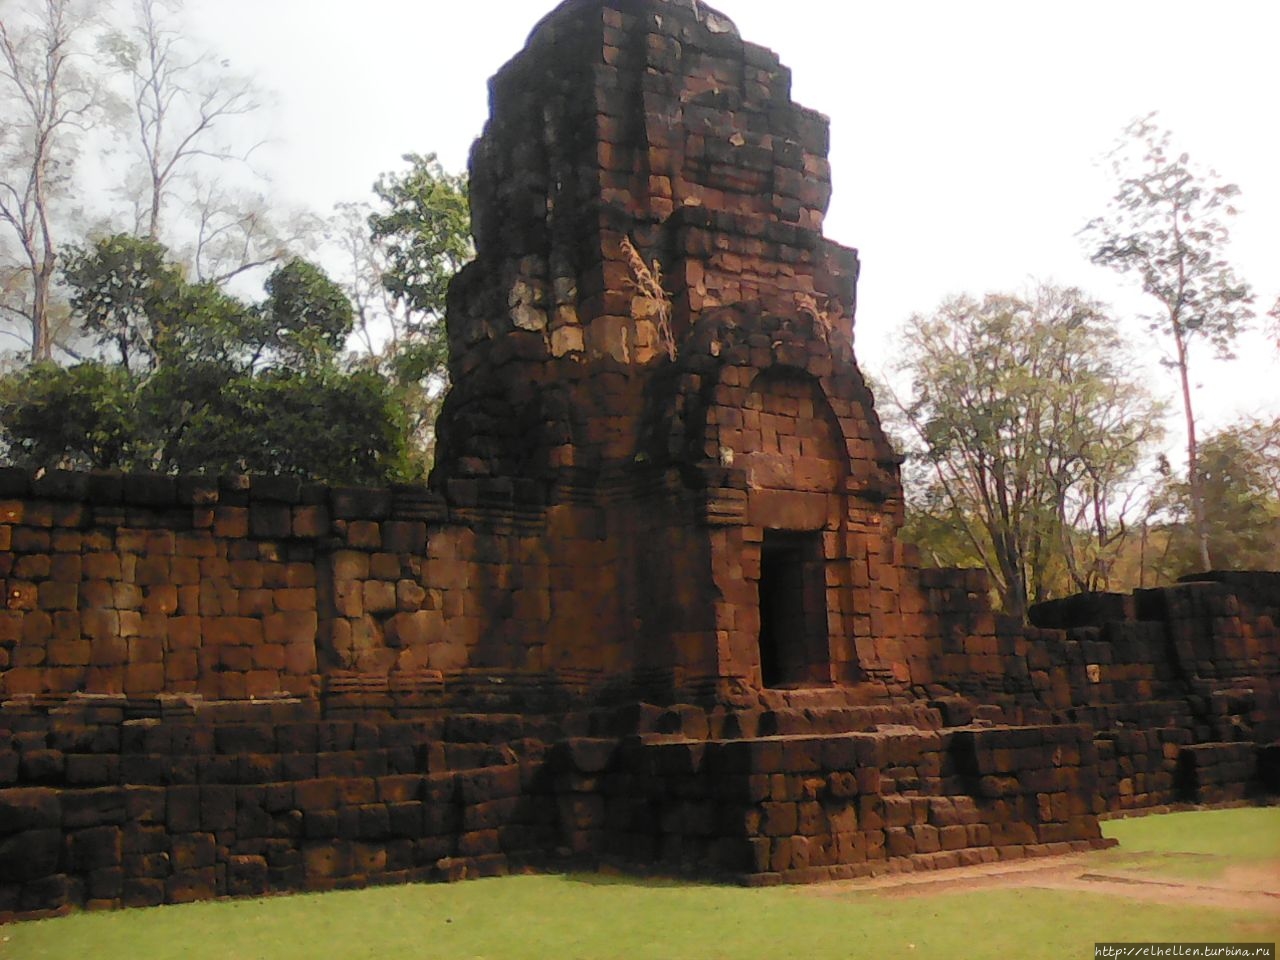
538;868;740;890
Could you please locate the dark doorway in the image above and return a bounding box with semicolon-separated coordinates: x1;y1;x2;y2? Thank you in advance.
757;531;827;688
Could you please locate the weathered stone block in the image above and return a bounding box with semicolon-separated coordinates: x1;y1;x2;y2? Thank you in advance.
227;855;268;897
0;787;60;830
331;488;392;521
171;833;216;871
362;581;397;616
166;868;216;904
291;506;329;538
68;826;122;871
250;504;292;540
213;507;249;539
0;829;63;882
166;786;201;834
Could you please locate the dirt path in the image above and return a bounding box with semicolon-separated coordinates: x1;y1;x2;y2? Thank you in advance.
808;853;1280;914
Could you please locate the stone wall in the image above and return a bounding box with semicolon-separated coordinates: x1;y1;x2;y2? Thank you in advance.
0;694;1118;918
0;699;559;916
580;723;1107;883
0;471;325;703
915;570;1280;809
0;468;703;708
0;557;1275;920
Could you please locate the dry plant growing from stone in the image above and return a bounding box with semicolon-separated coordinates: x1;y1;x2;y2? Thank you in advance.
795;292;836;339
621;236;677;360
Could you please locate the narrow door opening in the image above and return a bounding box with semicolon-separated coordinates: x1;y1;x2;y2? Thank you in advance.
758;531;826;688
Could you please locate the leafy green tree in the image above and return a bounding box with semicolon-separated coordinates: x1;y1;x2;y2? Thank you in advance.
1083;114;1255;572
0;361;143;469
258;257;354;367
61;233;185;370
897;480;987;573
337;152;471;476
368;152;471;332
1;238;406;483
884;284;1165;620
156;366;406;482
61;236;353;370
1152;417;1280;575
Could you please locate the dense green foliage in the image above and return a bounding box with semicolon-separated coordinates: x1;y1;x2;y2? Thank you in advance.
61;234;188;371
0;149;477;484
0;2;476;483
358;152;473;477
0;237;409;484
886;284;1165;619
369;152;471;333
0;362;142;470
1153;417;1280;574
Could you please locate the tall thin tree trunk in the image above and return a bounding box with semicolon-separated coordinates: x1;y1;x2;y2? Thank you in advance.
1139;522;1148;589
1175;330;1212;571
148;189;162;241
33;172;56;360
0;0;88;363
997;530;1027;623
31;267;52;361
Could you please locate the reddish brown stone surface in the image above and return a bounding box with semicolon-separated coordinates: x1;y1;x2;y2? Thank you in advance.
0;0;1276;920
427;0;906;700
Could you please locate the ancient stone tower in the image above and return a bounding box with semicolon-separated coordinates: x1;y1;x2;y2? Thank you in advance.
429;0;911;703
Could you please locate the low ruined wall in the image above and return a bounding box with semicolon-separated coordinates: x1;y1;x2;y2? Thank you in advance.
0;697;1111;919
922;571;1280;809
0;697;574;919
576;724;1108;884
1;470;334;702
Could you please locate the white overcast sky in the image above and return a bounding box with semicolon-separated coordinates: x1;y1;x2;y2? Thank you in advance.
186;0;1279;448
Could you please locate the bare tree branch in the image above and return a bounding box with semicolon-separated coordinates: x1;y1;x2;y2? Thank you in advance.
100;0;263;241
0;0;98;360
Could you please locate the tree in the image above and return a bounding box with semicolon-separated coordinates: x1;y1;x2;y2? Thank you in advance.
339;153;471;475
60;235;351;371
97;0;299;285
60;232;185;370
0;0;98;360
157;366;407;481
257;257;354;368
1151;417;1280;575
885;285;1165;620
99;0;259;241
0;238;408;483
0;360;141;469
368;153;471;334
188;178;310;286
1083;114;1255;572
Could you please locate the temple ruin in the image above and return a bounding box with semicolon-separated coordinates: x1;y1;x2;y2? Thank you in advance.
0;0;1276;919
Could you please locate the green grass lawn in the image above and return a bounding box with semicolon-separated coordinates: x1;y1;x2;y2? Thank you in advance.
1097;807;1280;881
4;809;1277;960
